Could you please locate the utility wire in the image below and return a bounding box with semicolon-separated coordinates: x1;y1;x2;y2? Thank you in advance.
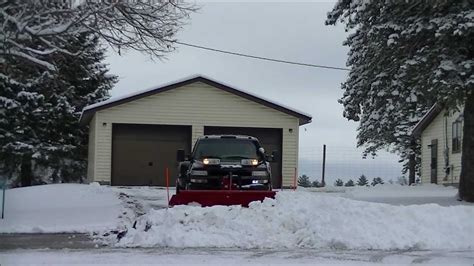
175;41;350;71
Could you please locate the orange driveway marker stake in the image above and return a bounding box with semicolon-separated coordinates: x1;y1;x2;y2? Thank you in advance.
166;167;170;208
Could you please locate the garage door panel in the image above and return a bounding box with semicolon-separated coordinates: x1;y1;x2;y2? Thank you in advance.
112;124;191;186
204;126;283;188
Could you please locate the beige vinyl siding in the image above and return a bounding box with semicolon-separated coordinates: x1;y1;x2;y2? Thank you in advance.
191;125;204;149
420;108;463;185
92;82;300;186
94;112;113;183
282;126;298;186
86;115;96;183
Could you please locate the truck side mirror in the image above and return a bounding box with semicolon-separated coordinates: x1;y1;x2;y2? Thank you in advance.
177;149;185;162
270;150;279;162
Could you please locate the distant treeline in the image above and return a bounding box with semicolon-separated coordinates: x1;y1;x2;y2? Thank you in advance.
298;174;409;188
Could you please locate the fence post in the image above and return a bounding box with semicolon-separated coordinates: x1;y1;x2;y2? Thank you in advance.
1;179;5;219
165;167;170;208
322;144;326;187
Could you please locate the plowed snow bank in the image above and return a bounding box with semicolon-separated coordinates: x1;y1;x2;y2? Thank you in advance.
117;191;474;250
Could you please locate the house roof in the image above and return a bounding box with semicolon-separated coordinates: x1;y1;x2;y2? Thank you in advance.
79;75;313;126
411;103;443;137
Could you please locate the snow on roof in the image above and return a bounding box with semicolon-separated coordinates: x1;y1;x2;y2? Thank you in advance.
410;103;442;136
80;74;312;124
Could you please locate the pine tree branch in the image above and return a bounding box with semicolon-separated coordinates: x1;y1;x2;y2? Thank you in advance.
3;50;56;71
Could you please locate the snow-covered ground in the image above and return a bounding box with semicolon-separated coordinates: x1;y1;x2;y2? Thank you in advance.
1;183;469;236
0;183;124;233
307;183;469;206
1;183;473;265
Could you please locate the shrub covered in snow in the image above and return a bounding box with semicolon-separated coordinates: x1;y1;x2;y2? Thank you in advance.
371;177;385;186
344;179;355;187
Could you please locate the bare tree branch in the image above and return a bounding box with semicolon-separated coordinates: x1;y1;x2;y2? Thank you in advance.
1;0;197;71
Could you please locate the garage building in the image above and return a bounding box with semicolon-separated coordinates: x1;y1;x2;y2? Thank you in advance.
79;75;312;188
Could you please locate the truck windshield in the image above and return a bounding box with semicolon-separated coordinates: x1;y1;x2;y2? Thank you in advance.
193;139;260;161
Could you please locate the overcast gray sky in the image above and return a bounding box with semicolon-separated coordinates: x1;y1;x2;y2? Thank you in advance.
105;1;403;183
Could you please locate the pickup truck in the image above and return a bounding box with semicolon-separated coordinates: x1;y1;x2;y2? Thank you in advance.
176;135;277;193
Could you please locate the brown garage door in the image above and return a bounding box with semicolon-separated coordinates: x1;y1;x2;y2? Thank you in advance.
112;124;191;186
204;126;283;188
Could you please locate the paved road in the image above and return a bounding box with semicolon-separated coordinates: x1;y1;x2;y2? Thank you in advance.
0;233;96;250
1;233;473;265
1;246;474;265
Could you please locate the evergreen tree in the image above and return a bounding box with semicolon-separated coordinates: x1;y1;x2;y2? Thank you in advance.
344;179;355;187
334;179;344;187
311;180;322;188
0;40;50;186
357;175;369;186
0;33;116;185
371;177;385;186
326;0;474;201
41;34;117;183
298;174;311;188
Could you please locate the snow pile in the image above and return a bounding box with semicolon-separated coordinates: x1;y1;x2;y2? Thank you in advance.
0;183;124;233
116;191;474;250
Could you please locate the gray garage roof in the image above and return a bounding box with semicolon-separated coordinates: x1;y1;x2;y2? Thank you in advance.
79;75;312;126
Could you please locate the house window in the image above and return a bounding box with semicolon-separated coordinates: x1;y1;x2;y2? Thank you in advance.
452;121;462;153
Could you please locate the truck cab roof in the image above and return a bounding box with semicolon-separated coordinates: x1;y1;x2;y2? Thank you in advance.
198;135;259;141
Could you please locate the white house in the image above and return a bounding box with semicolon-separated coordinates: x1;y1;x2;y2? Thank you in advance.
412;104;464;185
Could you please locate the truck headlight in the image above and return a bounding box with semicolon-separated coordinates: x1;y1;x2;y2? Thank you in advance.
251;171;268;177
203;158;220;165
190;170;208;176
241;159;258;166
252;180;269;184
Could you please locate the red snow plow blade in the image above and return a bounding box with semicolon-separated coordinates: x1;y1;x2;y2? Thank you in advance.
169;190;276;207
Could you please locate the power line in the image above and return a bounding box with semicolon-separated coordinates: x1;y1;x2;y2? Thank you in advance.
175;41;350;71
